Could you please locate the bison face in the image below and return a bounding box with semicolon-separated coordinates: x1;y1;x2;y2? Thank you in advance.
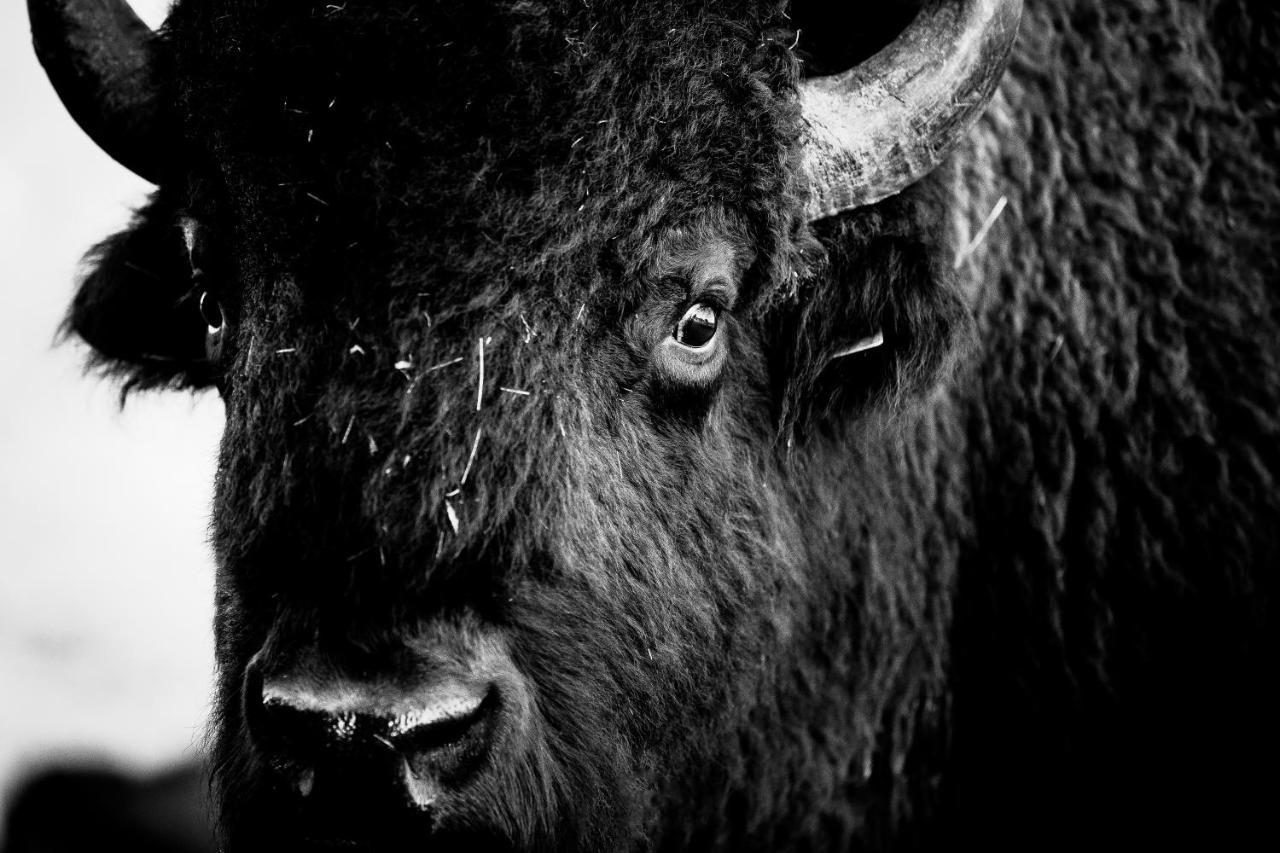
180;8;816;841
33;0;1018;849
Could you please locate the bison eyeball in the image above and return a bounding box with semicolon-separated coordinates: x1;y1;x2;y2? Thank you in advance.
673;302;718;348
649;298;729;388
199;290;225;335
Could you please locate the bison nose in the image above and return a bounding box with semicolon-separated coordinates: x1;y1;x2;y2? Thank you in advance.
244;667;500;811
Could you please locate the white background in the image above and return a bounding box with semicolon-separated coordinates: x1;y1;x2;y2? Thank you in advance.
0;0;220;813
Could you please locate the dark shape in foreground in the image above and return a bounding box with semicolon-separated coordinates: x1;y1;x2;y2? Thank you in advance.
0;763;213;853
26;0;1280;850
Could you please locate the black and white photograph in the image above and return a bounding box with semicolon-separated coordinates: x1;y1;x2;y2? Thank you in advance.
2;1;1276;850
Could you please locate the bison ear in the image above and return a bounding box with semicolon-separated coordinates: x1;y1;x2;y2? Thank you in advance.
65;194;215;394
769;222;973;437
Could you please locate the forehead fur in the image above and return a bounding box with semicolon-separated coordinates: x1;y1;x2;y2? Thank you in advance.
163;0;807;305
164;1;818;583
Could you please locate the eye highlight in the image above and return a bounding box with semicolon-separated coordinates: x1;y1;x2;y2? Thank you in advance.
673;302;718;348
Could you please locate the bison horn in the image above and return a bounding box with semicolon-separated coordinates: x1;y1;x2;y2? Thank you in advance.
799;0;1023;221
28;0;167;183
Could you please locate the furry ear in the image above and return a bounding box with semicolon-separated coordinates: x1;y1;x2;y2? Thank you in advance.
769;221;972;438
65;194;216;393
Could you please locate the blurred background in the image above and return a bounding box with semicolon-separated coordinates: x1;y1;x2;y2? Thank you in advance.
0;0;220;845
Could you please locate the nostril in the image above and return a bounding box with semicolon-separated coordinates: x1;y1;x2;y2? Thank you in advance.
394;687;496;755
396;688;500;795
253;698;361;761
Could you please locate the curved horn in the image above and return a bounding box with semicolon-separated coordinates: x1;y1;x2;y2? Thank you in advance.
800;0;1023;221
28;0;167;183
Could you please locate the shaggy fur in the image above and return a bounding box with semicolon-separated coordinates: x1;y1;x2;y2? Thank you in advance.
55;0;1279;850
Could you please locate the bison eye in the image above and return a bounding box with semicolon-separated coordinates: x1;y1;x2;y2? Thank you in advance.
673;302;718;348
649;296;730;388
199;290;225;335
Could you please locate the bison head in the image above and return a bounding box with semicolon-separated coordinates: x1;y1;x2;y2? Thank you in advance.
30;0;1019;849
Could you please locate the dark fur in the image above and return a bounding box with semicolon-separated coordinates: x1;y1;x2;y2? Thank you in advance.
56;0;1279;850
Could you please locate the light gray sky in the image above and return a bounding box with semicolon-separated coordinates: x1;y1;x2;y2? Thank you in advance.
0;0;220;808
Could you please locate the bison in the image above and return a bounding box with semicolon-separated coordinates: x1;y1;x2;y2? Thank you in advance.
26;0;1279;850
